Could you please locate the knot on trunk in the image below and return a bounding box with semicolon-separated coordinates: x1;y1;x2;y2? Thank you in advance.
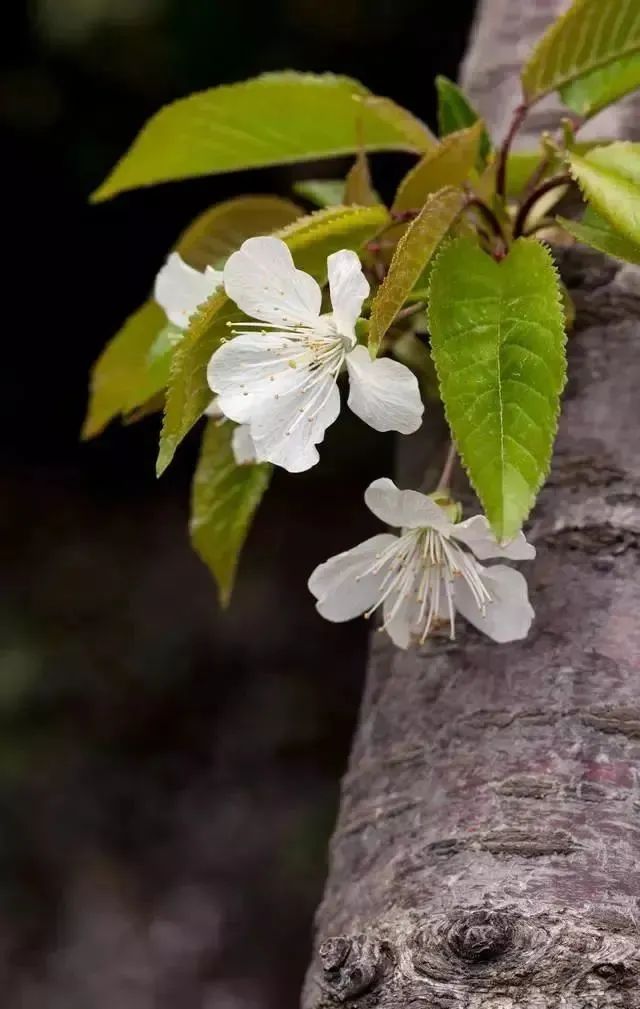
448;909;513;962
410;907;541;987
316;933;393;1003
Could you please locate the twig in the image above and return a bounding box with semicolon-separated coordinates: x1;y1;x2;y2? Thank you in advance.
513;173;573;238
496;103;528;201
465;197;506;241
394;302;425;322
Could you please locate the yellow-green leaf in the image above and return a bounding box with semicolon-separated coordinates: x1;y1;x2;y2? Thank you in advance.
558;211;640;264
344;151;379;206
158;204;389;475
568;142;640;245
83;196;301;439
561;51;640;117
368;187;464;357
522;0;640;102
92;73;434;202
428;237;567;541
82;301;166;439
393;123;483;213
190;420;272;606
175;195;301;270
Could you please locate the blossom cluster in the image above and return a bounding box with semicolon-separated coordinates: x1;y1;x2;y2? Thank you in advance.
154;238;535;647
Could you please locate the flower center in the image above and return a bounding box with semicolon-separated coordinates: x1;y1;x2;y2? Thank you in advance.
358;526;493;643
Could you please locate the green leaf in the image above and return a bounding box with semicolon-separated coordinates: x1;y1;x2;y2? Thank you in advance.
568;142;640;245
91;72;434;202
522;0;640;102
175;195;301;270
293;179;345;208
428;237;566;541
83;196;301;438
504;142;602;198
82;301;167;439
561;51;640;117
558;210;640;264
368;187;464;356
158;203;389;474
393;123;483;213
435;76;491;164
190;420;272;606
344;151;380;206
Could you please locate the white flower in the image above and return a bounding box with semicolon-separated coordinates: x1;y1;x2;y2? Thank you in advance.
207;237;424;473
203;398;257;466
154;254;254;467
308;478;535;648
154;252;223;329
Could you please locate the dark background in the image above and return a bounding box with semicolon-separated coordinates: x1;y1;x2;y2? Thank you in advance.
2;2;475;1005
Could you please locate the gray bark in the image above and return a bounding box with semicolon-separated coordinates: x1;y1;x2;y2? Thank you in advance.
302;3;640;1007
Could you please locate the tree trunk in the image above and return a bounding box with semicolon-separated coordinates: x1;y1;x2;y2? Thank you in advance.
302;3;640;1007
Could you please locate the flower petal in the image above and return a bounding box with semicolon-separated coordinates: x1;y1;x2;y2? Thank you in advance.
223;236;322;328
454;564;534;643
309;534;398;622
154;253;222;328
208;332;313;424
364;477;450;531
231;424;257;465
345;345;424;435
203;396;224;420
327;250;369;339
382;584;418;649
451;515;536;561
250;372;340;472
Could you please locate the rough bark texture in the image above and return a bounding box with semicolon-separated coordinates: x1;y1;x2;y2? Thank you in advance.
303;3;640;1008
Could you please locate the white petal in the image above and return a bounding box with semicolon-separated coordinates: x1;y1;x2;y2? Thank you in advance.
364;477;450;531
203;396;224;420
309;534;398;622
327;250;369;339
223;236;322;328
454;564;534;643
208;332;313;424
154;253;222;328
382;585;417;649
451;515;536;561
250;373;340;473
231;425;257;465
345;345;424;435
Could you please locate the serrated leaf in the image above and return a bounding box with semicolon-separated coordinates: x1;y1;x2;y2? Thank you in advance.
82;301;167;439
293;179;345;208
428;237;566;541
190;420;272;606
561;51;640;117
393;123;483;213
92;73;434;202
368;187;464;357
435;76;491;165
568;143;640;245
522;0;640;102
558;211;640;264
278;203;389;276
158;203;389;474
